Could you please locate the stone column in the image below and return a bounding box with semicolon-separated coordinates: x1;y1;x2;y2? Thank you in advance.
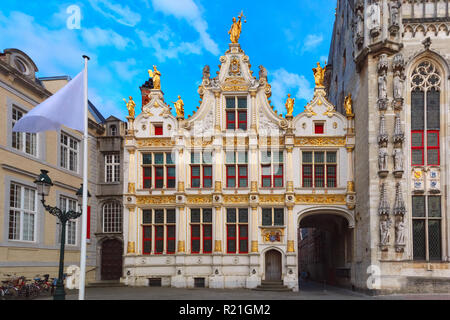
127;149;136;193
251;206;258;252
286;146;294;192
126;207;136;254
177;207;186;253
214;206;222;252
287;206;295;252
250;90;257;131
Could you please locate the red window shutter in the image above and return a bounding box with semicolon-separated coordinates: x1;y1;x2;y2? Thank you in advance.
314;123;324;134
87;206;91;240
155;125;163;136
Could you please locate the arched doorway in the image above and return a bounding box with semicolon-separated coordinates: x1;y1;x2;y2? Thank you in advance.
298;212;353;287
101;239;123;280
265;249;282;281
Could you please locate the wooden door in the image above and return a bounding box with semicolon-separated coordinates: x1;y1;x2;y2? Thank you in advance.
265;250;282;281
101;239;123;280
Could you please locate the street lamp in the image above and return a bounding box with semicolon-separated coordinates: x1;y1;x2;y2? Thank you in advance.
34;170;90;300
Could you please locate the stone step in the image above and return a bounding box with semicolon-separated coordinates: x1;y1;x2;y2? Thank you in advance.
86;280;125;288
253;280;292;292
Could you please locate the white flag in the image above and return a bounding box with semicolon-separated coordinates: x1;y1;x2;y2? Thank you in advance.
13;70;85;133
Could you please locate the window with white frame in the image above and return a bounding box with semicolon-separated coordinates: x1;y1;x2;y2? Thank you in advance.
225;150;248;188
12;106;37;156
190;208;213;254
261;208;284;226
103;202;122;233
142;208;176;254
261;151;284;188
8;183;36;242
105;154;120;182
190;151;212;188
57;196;78;245
60;133;79;172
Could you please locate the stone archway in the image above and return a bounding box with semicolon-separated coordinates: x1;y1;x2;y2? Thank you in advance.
297;211;353;288
264;249;282;281
101;238;123;280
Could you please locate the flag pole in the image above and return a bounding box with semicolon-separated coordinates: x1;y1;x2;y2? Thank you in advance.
79;55;90;300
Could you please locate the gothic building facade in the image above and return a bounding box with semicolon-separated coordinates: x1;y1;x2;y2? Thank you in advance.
326;0;450;293
122;40;356;291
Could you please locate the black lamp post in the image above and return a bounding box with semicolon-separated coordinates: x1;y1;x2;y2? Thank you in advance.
34;170;90;300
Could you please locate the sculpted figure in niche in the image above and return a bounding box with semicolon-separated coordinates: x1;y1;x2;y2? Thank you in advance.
378;149;388;171
378;71;387;100
393;148;403;171
393;71;405;100
389;0;402;27
367;1;381;35
380;217;392;246
395;218;406;246
356;9;364;39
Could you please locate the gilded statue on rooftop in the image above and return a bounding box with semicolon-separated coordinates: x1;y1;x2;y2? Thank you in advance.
148;65;161;90
312;62;326;87
285;94;295;117
344;93;353;116
229;11;246;44
124;96;136;118
173;95;185;119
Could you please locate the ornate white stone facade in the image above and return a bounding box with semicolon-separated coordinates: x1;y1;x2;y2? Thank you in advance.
122;43;355;291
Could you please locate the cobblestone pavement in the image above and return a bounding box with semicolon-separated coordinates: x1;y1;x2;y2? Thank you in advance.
34;281;450;300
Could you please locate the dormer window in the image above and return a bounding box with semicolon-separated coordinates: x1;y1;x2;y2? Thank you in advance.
226;97;247;130
109;125;117;136
14;58;27;74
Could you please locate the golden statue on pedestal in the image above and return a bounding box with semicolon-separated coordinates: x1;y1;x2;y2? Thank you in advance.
123;96;135;118
229;11;246;44
344;93;353;116
285;94;295;117
173;95;185;119
312;62;326;87
148;65;161;89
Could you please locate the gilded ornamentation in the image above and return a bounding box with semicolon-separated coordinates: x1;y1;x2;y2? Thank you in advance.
304;103;317;116
295;194;346;205
148;65;161;90
294;137;345;147
285;94;295;117
214;181;222;192
214;240;222;252
127;241;136;254
178;241;185;253
223;136;249;146
172;95;184;119
223;195;248;204
127;182;136;194
136;138;176;147
229;57;241;75
228;11;246;43
287;240;295;253
187;195;212;204
136;196;176;205
344;93;353;117
347;181;355;193
251;241;258;253
177;182;185;192
124;96;136;118
260;195;285;204
221;77;248;92
251;181;258;193
263;229;283;243
312;62;326;87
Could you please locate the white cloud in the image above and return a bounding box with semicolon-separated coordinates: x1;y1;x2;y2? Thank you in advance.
111;58;140;81
82;27;134;50
88;0;141;27
302;34;323;53
149;0;219;55
137;27;202;62
269;68;314;114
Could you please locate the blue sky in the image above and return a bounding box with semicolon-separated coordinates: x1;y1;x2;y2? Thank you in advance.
0;0;336;121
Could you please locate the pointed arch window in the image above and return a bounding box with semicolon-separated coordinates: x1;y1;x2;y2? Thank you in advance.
410;61;441;166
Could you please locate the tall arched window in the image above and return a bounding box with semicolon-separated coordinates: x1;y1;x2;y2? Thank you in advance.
103;202;122;233
410;60;442;261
